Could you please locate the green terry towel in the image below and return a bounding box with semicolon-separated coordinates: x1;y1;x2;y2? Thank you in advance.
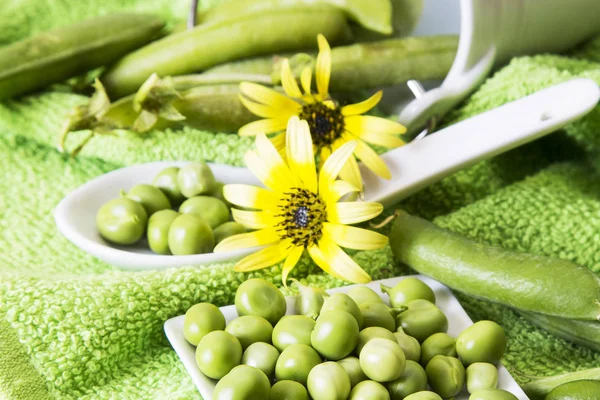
1;1;600;399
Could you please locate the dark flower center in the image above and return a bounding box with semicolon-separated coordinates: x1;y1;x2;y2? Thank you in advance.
299;102;344;148
277;188;327;247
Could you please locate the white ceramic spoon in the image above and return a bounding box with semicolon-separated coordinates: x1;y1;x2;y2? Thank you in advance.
54;78;600;270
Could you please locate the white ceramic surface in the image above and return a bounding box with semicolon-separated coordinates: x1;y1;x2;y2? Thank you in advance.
164;275;529;399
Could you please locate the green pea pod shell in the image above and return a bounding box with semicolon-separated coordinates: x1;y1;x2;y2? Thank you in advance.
520;369;600;400
0;13;165;101
389;212;600;321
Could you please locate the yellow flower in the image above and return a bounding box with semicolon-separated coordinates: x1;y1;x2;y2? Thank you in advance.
215;116;388;285
238;34;407;191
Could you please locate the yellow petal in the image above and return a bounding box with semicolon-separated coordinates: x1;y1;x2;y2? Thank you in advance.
301;66;312;96
270;133;287;155
239;118;288;137
338;154;363;192
255;133;300;187
282;246;304;286
341;91;383;116
318;146;331;170
244;150;292;192
223;184;279;209
286;117;317;193
281;59;304;99
214;228;280;252
232;209;276;229
316;34;331;98
345;115;407;135
239;82;301;111
309;237;371;283
319;140;357;197
234;240;293;272
354;140;391;179
238;95;283;119
328;202;383;225
307;244;348;282
358;130;405;148
329;180;360;202
323;222;388;250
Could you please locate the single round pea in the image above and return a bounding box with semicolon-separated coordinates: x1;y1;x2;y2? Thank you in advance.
545;380;600;400
270;380;309;400
322;293;363;329
293;279;327;319
272;315;315;351
381;278;436;307
425;355;465;398
275;344;321;386
177;161;216;198
225;315;273;349
183;302;226;346
213;365;270;400
153;166;185;205
311;310;359;360
208;181;231;206
96;197;147;245
195;330;242;379
403;391;443;400
396;299;448;342
147;209;179;254
393;328;421;362
167;214;214;255
241;342;279;377
179;196;230;229
307;362;351;400
420;333;456;366
356;327;397;355
214;221;246;245
124;183;171;216
456;320;507;365
337;357;367;388
466;362;498;393
235;278;287;326
469;388;518;400
360;338;406;382
346;286;384;307
349;380;390;400
387;360;428;400
360;302;395;332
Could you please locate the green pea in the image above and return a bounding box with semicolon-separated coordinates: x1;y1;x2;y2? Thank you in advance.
293;279;327;319
403;391;443;400
466;362;498;393
393;328;421;362
360;302;395;332
381;278;436;307
307;362;351;400
225;315;273;349
177;161;216;198
337;356;367;388
183;302;226;346
167;214;214;255
213;365;270;400
214;222;246;245
153;166;185;206
272;315;315;351
96;197;148;245
195;330;242;379
469;388;518;400
420;333;456;366
147;209;179;254
124;183;171;217
311;311;359;360
387;360;428;400
349;380;390;400
235;278;287;325
396;299;448;342
241;342;279;377
275;344;321;386
208;181;231;206
179;196;230;229
356;327;397;355
270;380;309;400
360;338;406;383
322;293;364;329
346;286;384;307
425;355;465;398
456;320;507;365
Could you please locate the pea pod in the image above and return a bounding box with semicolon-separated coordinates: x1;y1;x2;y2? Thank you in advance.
0;13;164;101
102;6;352;98
519;368;600;400
389;212;600;321
545;380;600;400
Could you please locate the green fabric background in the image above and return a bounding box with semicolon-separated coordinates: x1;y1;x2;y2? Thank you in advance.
1;1;600;398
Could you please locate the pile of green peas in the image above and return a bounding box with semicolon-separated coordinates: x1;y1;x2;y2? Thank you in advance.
182;277;521;400
96;161;245;255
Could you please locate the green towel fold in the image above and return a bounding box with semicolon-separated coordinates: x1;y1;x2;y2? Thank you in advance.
1;1;600;399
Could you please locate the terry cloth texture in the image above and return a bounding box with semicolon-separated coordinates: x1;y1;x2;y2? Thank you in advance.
1;1;600;399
